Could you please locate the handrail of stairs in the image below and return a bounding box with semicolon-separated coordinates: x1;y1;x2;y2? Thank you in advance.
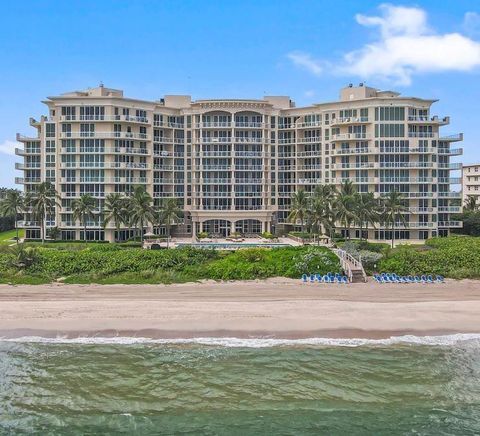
332;248;367;282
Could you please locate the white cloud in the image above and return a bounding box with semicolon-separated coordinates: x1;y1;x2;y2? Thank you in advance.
304;90;315;98
0;140;17;156
287;4;480;85
287;52;323;76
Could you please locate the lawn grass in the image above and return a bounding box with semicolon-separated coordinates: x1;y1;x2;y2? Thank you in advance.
0;228;24;245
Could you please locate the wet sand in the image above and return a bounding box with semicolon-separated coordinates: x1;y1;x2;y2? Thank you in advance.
1;278;480;339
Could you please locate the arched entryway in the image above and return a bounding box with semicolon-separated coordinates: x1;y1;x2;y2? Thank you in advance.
235;219;262;235
202;219;231;237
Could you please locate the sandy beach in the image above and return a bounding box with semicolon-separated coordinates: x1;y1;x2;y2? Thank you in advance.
1;278;480;339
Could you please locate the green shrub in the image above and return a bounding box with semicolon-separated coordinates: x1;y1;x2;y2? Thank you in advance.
261;231;274;239
197;232;209;239
379;236;480;279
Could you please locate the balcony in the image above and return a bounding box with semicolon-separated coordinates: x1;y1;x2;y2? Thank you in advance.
333;147;374;155
331;162;375;170
331;133;368;141
60;115;149;123
60;132;150;140
438;148;463;156
438;162;462;170
438;221;462;228
401;192;435;199
235;122;263;128
18;220;40;227
15;147;41;156
297;137;322;144
408;115;449;125
380;177;434;183
194;178;232;184
15;162;41;170
438;192;462;198
298;178;322;184
234;151;268;158
296;121;322;128
198;122;232;128
438;206;462;213
330;116;370;126
379;162;433;169
296;151;322;158
407;132;437;138
16;177;41;184
408;207;435;213
439;133;463;142
16;133;41;142
438;177;461;184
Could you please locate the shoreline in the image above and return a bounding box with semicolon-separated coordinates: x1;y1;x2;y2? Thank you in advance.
1;278;480;340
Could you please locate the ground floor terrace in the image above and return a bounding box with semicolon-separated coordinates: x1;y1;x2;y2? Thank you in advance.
23;225;454;243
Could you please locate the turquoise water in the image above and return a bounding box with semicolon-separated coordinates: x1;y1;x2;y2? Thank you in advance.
1;337;480;434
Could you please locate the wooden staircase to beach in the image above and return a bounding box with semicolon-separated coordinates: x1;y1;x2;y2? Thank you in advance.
332;248;367;283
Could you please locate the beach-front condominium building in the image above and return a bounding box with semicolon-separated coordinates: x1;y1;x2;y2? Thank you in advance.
462;164;480;204
16;84;463;242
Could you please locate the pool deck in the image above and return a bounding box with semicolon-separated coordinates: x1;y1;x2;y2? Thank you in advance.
143;236;304;249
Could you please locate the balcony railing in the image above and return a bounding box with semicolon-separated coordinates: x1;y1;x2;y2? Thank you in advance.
60;132;150;140
407;132;437;138
331;133;367;141
438;148;463;155
439;133;463;142
331;117;370;125
16;133;40;142
333;147;374;155
438;177;461;184
438;206;461;213
438;221;462;227
60;115;149;123
438;192;462;198
298;178;322;184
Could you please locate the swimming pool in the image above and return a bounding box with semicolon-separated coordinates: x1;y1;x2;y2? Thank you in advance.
176;242;292;249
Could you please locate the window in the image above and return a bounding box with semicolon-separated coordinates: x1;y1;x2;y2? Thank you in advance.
45;123;56;138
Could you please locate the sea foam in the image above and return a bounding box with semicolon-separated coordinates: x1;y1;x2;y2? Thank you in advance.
1;333;480;348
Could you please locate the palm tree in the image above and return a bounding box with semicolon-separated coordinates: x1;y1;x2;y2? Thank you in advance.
310;185;337;238
28;182;59;243
354;192;380;241
72;194;97;242
464;195;479;212
129;186;155;243
335;181;358;239
103;193;127;242
0;189;24;244
288;190;309;234
381;191;408;248
158;197;181;248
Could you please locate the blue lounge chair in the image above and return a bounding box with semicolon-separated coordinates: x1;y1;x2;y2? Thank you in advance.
309;274;316;283
436;275;445;283
302;274;308;283
315;273;322;282
414;276;421;283
342;276;349;284
407;275;414;283
427;275;434;284
421;275;427;283
373;274;381;283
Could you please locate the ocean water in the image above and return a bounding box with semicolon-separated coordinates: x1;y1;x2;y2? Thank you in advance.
1;336;480;435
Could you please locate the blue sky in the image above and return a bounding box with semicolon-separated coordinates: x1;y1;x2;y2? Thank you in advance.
1;0;479;188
